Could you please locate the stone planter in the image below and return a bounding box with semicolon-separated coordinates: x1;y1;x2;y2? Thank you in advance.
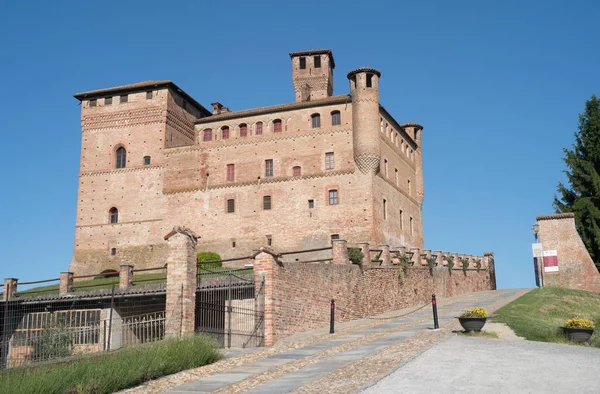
457;317;487;332
561;326;594;343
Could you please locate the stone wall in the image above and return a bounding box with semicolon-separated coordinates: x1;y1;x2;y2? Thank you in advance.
537;213;600;292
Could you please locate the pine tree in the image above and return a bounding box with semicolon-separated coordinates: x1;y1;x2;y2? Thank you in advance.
554;94;600;272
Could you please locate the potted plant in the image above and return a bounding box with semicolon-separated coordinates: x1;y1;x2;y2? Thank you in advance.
457;307;487;332
561;318;595;343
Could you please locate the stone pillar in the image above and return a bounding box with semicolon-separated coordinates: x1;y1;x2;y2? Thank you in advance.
253;248;280;346
59;272;74;296
410;248;421;266
434;250;443;266
423;250;432;266
358;242;370;266
332;239;349;265
484;252;497;290
164;226;199;338
379;244;391;267
119;265;134;290
3;278;17;301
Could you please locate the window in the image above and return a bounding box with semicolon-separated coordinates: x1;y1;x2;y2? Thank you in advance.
89;99;97;107
120;94;128;103
143;156;151;165
265;159;273;177
366;73;373;88
227;199;235;213
383;199;387;220
239;123;248;137
395;168;399;186
227;164;235;181
263;195;271;210
314;55;321;68
115;147;126;169
410;216;414;235
266;235;272;246
299;57;306;69
221;126;230;140
105;97;112;105
311;114;321;128
329;189;338;205
325;152;334;170
331;234;340;243
203;129;212;142
331;111;341;126
308;199;314;209
293;166;301;176
232;240;236;248
256;122;263;135
407;179;411;195
273;119;282;133
109;207;118;224
111;248;117;256
384;159;388;177
414;130;419;140
399;210;404;230
146;91;152;100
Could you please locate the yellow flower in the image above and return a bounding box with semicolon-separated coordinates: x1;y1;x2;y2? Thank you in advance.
461;307;487;318
565;317;595;329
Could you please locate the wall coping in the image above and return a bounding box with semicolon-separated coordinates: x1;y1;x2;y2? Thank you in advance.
536;213;575;221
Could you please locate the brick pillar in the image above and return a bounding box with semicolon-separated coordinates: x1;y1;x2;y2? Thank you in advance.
119;265;134;290
358;242;370;266
253;248;280;346
332;239;349;264
3;278;17;301
410;248;421;266
164;226;199;338
484;252;496;290
378;244;391;267
59;272;74;296
433;250;443;266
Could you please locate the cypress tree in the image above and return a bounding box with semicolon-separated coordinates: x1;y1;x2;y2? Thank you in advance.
554;94;600;272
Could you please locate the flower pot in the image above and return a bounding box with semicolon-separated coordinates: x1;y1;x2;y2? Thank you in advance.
561;327;594;343
457;317;487;332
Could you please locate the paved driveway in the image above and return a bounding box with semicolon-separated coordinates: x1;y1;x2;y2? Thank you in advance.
362;336;600;394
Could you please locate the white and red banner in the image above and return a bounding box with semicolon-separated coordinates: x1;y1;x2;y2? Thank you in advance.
543;250;559;272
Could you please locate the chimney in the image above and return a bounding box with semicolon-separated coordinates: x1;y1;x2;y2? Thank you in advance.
211;102;224;115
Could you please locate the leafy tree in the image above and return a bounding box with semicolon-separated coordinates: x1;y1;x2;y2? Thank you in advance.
554;94;600;272
197;252;222;269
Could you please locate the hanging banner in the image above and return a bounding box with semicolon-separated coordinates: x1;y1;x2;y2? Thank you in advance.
532;243;542;257
543;250;559;272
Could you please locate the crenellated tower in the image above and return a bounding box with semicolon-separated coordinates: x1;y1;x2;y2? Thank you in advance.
289;49;335;102
348;68;382;174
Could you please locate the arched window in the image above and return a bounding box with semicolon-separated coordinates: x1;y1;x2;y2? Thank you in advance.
255;122;263;135
203;128;212;142
331;111;341;126
293;166;301;177
273;119;282;133
239;123;248;137
109;207;119;224
115;147;126;169
143;156;151;165
221;126;230;140
311;113;321;129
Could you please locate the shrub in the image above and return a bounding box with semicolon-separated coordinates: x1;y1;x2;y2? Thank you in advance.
461;307;487;318
197;252;222;269
426;256;437;269
445;255;455;272
348;248;363;265
460;257;469;273
34;321;73;361
564;317;595;329
474;259;482;271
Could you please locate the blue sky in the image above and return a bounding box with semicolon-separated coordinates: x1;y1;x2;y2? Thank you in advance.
1;1;599;289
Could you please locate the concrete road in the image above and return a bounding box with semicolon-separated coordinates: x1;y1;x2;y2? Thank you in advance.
362;336;600;394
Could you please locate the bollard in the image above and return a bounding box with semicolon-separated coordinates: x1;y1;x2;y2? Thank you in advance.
330;299;335;334
432;293;439;329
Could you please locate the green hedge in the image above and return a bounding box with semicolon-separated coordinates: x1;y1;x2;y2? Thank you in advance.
0;335;222;394
197;252;222;269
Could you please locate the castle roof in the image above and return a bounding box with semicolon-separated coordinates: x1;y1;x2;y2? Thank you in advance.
73;80;212;116
347;67;382;79
289;49;335;68
195;94;350;124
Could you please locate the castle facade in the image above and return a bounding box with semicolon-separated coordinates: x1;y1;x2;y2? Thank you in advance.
71;49;424;275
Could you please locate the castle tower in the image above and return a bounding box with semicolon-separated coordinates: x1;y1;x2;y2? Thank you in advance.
348;68;382;174
289;49;335;102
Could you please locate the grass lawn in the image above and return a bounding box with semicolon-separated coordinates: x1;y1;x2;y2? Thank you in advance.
0;334;222;394
492;287;600;347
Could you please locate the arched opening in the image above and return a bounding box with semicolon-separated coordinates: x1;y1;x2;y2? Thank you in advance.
255;122;263;135
115;147;126;169
109;207;119;224
143;156;151;165
273;119;282;133
331;111;341;126
311;113;321;129
99;269;118;278
239;123;248;137
203;128;213;142
221;126;230;140
293;166;301;177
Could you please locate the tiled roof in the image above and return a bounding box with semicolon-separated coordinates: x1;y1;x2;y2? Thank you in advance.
289;49;335;68
401;122;424;130
536;213;575;221
195;94;351;124
347;67;382;78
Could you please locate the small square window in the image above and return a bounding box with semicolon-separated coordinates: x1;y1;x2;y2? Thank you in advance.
266;235;272;246
263;195;271;210
143;156;151;165
146;91;152;100
331;234;340;243
89;99;97;107
308;199;314;209
120;94;128;103
293;166;301;177
314;56;321;68
232;240;236;248
299;57;306;69
227;199;235;213
111;248;117;256
105;97;112;105
329;189;338;205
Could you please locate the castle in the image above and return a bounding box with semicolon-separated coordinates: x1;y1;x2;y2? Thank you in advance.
70;49;424;275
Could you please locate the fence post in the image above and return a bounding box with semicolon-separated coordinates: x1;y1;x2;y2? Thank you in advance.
332;239;349;264
227;272;232;348
330;299;335;334
432;293;439;329
3;278;18;301
59;272;74;296
252;247;280;346
119;265;134;290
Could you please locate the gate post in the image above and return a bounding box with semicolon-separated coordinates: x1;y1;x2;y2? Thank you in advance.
253;247;281;346
332;239;349;264
164;226;199;338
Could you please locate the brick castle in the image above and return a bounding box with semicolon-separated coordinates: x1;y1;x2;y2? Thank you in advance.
71;49;424;275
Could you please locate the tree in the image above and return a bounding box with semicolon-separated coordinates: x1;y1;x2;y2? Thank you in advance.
554;94;600;272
